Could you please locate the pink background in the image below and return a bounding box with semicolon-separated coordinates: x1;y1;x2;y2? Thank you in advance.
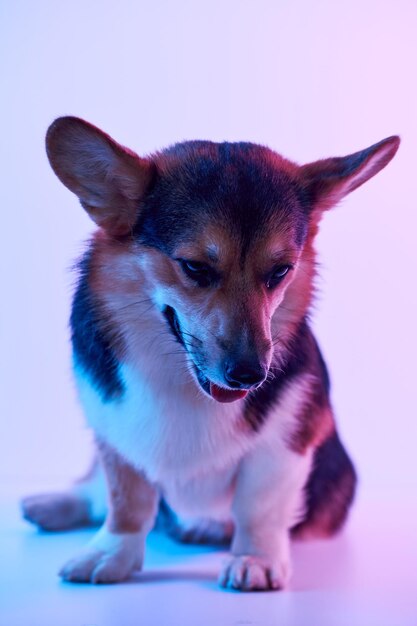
1;0;416;496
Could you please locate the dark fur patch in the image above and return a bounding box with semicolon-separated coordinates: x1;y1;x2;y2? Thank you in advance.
313;334;330;395
163;306;211;395
162;305;185;347
291;431;357;538
243;318;316;431
71;249;124;401
134;141;309;257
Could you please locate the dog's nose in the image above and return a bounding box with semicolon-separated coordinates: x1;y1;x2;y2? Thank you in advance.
224;362;267;389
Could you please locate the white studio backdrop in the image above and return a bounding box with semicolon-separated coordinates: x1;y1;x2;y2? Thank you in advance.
1;0;416;492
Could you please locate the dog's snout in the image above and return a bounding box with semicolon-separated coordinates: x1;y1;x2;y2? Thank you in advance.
224;361;267;389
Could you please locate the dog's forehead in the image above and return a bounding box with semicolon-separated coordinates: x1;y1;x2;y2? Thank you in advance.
138;140;308;255
173;223;299;269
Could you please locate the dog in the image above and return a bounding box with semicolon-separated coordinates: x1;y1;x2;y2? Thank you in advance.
22;117;399;590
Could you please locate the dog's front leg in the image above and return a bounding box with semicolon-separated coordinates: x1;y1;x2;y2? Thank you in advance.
219;440;312;591
60;439;158;583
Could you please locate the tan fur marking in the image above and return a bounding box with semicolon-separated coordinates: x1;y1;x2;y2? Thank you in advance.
289;404;335;455
86;231;150;362
97;438;158;534
173;224;236;266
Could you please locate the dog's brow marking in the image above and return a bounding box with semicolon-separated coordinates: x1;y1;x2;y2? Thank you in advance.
172;243;220;264
206;245;219;263
270;248;297;262
173;245;221;266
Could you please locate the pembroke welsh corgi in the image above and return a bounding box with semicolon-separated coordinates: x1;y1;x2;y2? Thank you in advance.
22;117;399;590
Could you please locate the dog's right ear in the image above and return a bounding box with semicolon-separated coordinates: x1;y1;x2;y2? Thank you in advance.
46;117;154;236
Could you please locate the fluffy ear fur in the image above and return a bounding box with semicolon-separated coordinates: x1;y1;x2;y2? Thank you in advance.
46;117;154;236
300;135;400;211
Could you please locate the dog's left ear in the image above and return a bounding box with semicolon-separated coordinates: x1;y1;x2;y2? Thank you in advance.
300;135;400;212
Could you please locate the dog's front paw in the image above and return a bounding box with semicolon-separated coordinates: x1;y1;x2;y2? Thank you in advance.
218;554;291;591
59;526;145;583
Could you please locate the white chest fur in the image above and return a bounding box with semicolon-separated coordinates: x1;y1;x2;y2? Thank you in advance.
74;358;258;516
74;355;313;525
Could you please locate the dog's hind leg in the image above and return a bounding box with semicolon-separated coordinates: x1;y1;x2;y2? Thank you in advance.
21;455;107;531
291;431;357;540
156;499;234;546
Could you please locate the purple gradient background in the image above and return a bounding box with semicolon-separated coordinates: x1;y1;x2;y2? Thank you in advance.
1;0;416;496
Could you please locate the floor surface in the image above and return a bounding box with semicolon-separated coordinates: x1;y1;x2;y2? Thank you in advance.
1;485;416;626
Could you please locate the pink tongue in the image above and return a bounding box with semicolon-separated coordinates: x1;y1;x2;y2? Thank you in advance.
210;383;248;403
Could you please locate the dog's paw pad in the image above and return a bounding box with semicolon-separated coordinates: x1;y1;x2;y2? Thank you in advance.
218;555;290;591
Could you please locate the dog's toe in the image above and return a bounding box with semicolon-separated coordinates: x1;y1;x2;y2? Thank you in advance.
59;551;102;583
59;527;145;584
60;550;131;584
219;555;289;592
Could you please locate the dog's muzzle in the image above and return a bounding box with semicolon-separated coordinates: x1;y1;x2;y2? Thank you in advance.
162;305;264;403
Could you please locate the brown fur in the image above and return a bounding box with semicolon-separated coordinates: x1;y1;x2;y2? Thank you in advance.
290;405;335;456
97;439;158;534
46;117;154;235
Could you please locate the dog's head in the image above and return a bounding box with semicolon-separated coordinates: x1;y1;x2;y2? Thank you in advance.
46;117;399;402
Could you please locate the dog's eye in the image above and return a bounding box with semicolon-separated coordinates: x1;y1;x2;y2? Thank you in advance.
266;264;292;289
179;260;216;288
